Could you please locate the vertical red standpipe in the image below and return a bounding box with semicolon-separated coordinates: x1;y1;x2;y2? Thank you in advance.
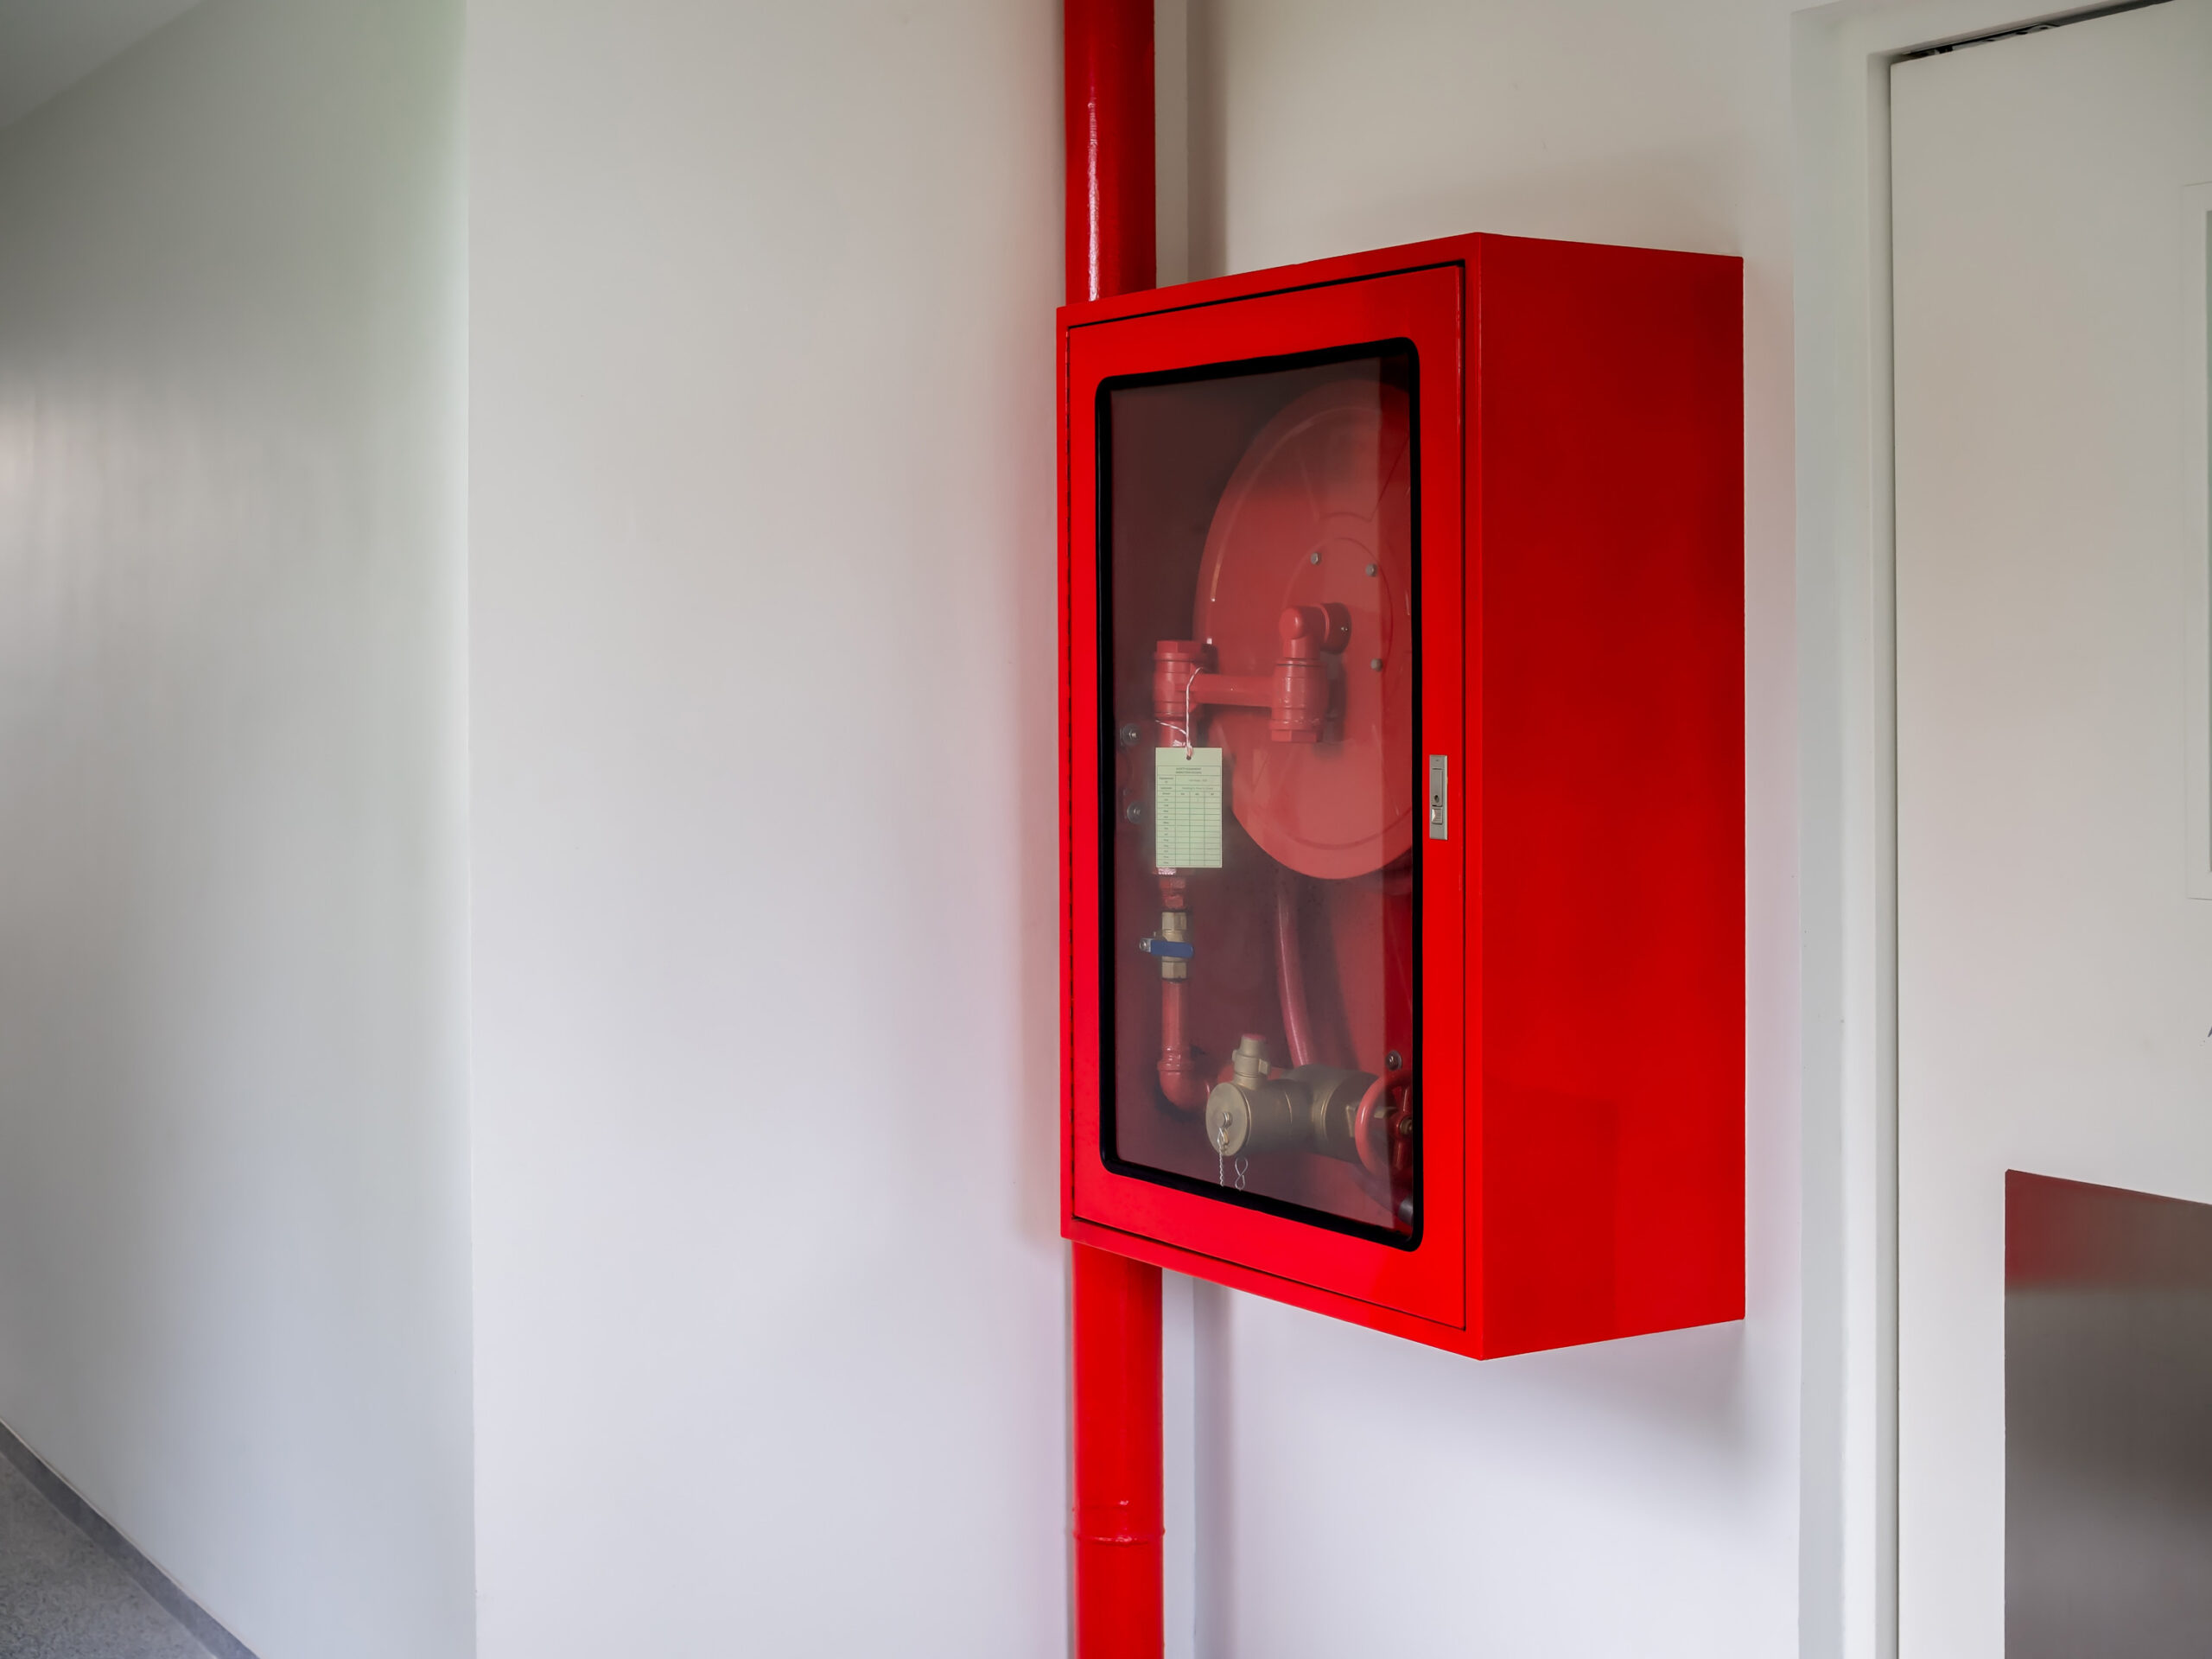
1071;1247;1163;1656
1065;3;1161;1657
1065;0;1156;311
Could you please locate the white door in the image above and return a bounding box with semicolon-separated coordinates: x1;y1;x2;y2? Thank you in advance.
1893;3;2212;1656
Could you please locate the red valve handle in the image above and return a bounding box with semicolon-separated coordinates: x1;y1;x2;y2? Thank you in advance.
1352;1069;1411;1185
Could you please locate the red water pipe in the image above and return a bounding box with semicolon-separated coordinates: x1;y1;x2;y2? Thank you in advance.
1150;606;1351;748
1065;0;1155;309
1066;3;1162;1657
1156;976;1211;1113
1071;1245;1163;1656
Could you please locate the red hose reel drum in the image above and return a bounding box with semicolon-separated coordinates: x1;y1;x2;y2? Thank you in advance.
1193;379;1415;881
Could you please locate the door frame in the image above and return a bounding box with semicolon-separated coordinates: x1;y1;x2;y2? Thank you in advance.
1789;4;2171;1656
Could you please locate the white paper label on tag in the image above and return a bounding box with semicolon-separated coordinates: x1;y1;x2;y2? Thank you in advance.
1153;747;1224;869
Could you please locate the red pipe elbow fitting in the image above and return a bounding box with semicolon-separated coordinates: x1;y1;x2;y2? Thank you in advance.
1156;978;1211;1113
1269;604;1350;743
1151;639;1207;740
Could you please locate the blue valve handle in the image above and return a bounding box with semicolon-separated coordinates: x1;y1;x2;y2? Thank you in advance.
1138;937;1194;960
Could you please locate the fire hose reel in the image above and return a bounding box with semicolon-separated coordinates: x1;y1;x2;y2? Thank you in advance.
1059;233;1745;1358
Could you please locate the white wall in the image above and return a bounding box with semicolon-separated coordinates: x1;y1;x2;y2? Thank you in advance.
471;3;1802;1657
466;3;1069;1655
0;0;1819;1651
0;3;474;1656
1179;3;1801;1654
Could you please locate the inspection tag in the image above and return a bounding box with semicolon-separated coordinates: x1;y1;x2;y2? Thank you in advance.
1153;747;1224;869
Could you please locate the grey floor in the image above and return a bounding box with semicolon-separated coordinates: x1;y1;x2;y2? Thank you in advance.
0;1453;214;1659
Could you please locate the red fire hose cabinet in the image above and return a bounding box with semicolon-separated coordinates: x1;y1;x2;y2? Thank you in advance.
1059;232;1743;1357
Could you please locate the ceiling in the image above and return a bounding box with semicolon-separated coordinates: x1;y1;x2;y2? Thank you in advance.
0;0;200;133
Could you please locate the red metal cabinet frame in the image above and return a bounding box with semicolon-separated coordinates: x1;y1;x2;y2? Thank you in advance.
1059;232;1744;1359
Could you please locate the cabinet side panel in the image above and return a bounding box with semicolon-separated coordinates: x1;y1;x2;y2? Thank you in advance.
1059;315;1080;1232
1478;237;1745;1355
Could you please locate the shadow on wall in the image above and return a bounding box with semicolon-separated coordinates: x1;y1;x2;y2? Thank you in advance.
1186;1277;1757;1656
1185;0;1224;282
1192;1277;1236;1659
